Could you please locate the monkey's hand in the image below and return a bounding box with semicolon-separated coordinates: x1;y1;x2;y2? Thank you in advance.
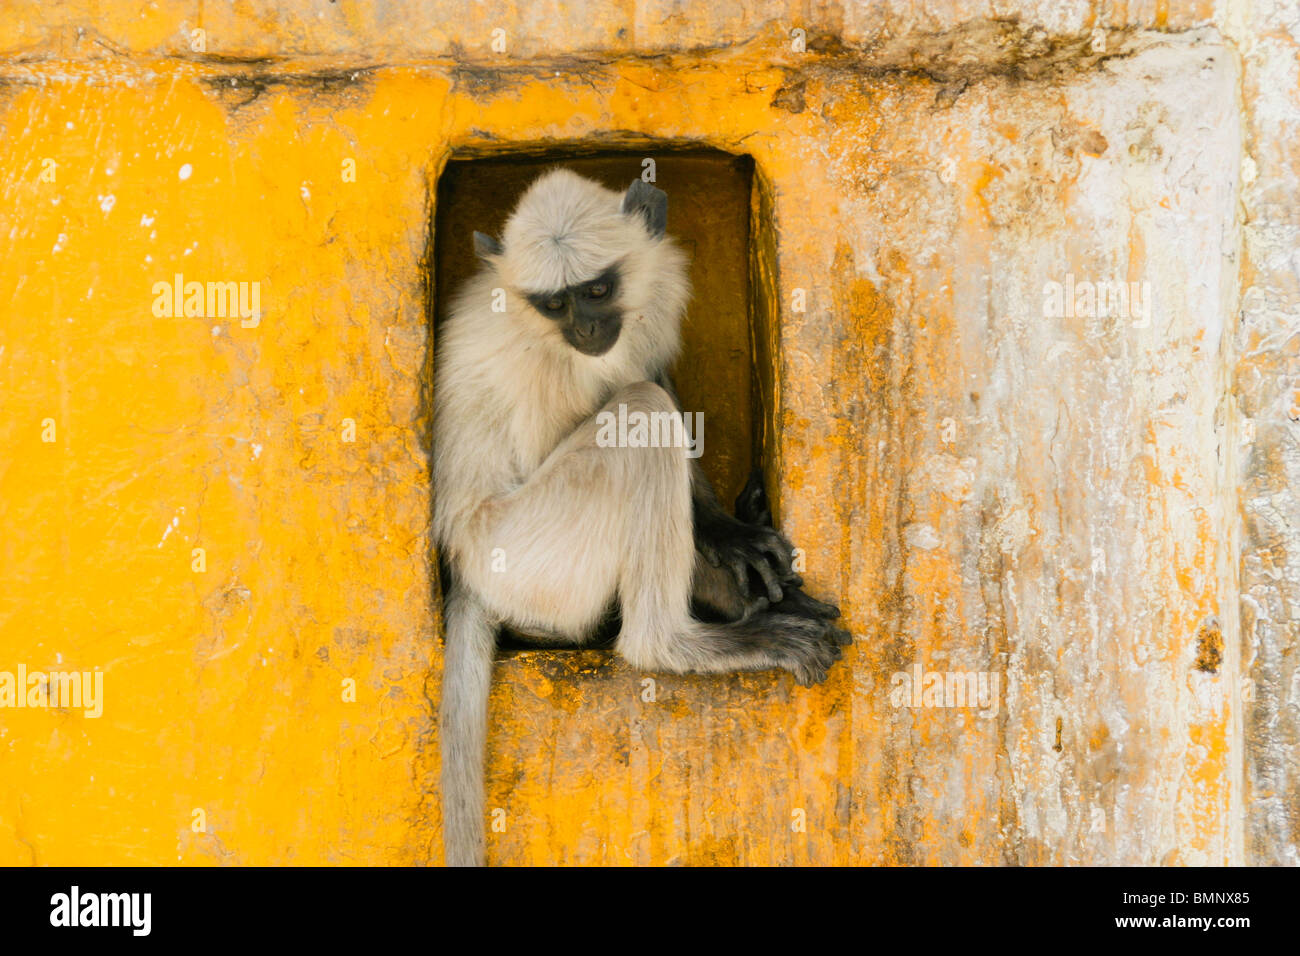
728;469;851;683
695;508;800;604
771;582;842;622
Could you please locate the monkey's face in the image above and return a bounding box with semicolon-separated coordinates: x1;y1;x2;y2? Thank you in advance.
524;263;624;357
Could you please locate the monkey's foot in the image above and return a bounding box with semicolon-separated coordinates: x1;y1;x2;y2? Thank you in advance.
759;612;853;687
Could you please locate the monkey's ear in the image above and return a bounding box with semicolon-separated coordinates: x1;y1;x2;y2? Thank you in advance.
621;180;667;238
473;231;503;259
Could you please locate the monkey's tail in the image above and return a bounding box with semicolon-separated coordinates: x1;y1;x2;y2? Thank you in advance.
439;586;496;867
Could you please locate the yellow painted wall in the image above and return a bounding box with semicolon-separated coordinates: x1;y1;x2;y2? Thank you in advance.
0;1;1292;865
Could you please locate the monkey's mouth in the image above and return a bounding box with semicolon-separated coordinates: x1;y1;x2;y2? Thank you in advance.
563;328;621;356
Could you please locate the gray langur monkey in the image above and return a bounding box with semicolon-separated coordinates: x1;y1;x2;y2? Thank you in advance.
433;168;849;866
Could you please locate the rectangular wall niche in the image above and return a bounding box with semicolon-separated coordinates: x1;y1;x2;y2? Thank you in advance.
432;149;773;649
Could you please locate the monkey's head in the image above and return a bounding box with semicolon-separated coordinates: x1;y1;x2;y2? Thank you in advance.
472;169;689;361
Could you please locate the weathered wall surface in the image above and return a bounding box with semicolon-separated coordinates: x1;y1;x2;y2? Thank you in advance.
0;1;1223;61
0;1;1293;866
1228;0;1300;868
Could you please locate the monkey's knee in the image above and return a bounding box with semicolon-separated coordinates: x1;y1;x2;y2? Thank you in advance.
595;381;691;493
605;380;677;416
598;382;689;462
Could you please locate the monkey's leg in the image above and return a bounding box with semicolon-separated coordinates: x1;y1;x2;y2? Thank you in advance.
658;370;803;604
461;381;847;684
583;387;850;685
439;583;497;867
458;381;691;635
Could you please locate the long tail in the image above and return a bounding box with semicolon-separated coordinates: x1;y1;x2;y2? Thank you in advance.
439;585;497;867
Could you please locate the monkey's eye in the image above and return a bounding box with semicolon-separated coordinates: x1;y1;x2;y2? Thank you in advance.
543;296;565;312
585;283;609;299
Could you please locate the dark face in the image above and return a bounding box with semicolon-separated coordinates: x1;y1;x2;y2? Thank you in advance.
525;264;624;356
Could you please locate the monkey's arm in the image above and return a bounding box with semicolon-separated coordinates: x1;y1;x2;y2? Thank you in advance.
689;464;845;631
690;461;797;600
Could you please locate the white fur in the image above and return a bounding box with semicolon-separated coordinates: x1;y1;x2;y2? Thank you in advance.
434;169;690;558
